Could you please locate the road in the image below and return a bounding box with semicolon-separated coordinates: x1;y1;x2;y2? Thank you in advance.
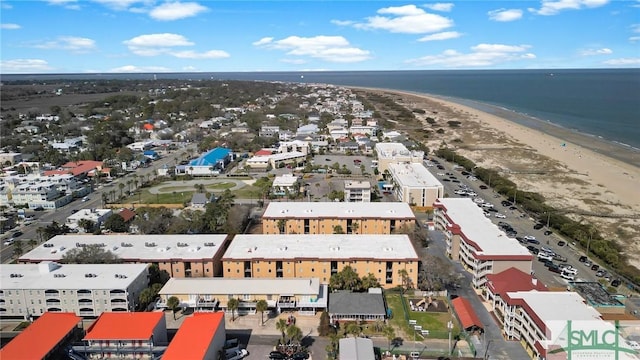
0;144;196;264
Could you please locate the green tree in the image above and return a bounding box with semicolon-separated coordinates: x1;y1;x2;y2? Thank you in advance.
227;298;239;322
383;325;396;350
276;318;288;344
12;241;23;259
60;245;121;264
103;213;128;233
27;239;38;249
329;265;362;291
361;273;381;290
346;322;361;337
398;269;412;291
332;225;345;234
286;324;303;344
78;218;96;233
318;311;333;336
167;296;181;320
256;299;268;326
148;264;170;285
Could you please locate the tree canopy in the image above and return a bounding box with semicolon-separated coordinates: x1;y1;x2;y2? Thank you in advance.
60;244;121;264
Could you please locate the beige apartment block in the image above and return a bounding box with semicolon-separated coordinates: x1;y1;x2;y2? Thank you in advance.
262;202;415;235
221;234;419;289
387;162;444;208
18;234;229;278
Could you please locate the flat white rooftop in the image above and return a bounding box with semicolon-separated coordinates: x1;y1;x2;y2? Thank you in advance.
19;234;228;262
159;277;320;296
388;163;443;188
375;143;411;157
0;262;147;290
223;234;419;260
436;198;530;257
262;202;415;219
344;180;370;189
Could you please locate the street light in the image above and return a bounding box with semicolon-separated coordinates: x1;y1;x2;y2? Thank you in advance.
484;339;494;360
447;320;454;355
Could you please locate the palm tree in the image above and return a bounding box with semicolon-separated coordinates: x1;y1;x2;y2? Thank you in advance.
346;323;361;337
275;318;288;344
12;241;24;259
277;219;286;234
28;239;38;250
398;269;410;291
286;324;303;345
351;221;359;234
227;298;239;322
256;299;268;325
166;296;180;320
383;325;396;350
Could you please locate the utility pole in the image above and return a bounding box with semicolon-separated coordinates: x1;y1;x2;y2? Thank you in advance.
447;320;454;355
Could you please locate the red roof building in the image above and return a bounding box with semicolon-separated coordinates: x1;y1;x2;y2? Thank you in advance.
43;160;104;177
163;313;226;360
118;208;136;223
82;312;167;359
255;149;274;156
0;312;82;360
451;296;483;333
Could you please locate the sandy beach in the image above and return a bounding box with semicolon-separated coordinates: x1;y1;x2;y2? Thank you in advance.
354;87;640;268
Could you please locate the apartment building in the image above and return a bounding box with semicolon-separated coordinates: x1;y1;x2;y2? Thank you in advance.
493;291;636;360
344;180;371;202
433;198;532;288
66;208;113;232
271;174;301;197
0;262;148;319
222;234;419;289
19;234;230;278
374;142;423;172
262;202;415;235
0;173;90;209
81;312;168;359
157;277;327;315
387;162;444;208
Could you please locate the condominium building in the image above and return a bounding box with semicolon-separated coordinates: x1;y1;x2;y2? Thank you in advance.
66;208;113;232
221;234;419;288
0;173;90;209
271;174;301;197
493;291;636;360
19;234;230;278
344;180;371;202
374;142;423;172
157;277;327;316
433;198;532;288
262;202;415;235
0;262;148;319
387;163;444;208
80;312;168;359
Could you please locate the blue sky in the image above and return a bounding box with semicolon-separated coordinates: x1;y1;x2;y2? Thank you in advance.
1;0;639;73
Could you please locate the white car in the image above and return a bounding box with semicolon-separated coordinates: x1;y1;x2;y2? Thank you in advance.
537;253;553;261
495;213;507;219
563;267;578;275
226;349;248;360
561;272;576;281
482;203;494;208
625;340;640;350
524;235;537;241
3;238;15;246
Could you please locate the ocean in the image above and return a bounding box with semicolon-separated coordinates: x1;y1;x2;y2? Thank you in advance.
3;69;639;149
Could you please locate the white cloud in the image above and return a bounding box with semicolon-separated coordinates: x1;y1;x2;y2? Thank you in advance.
330;19;355;26
603;57;640;66
580;47;612;56
424;3;454;12
182;66;197;71
47;0;80;10
252;37;273;46
418;31;462;42
0;59;53;73
529;0;609;16
629;36;640;42
407;43;535;68
631;24;640;33
92;0;145;11
149;1;208;21
123;33;193;56
32;36;96;52
353;4;453;34
109;65;171;72
1;23;21;29
488;8;523;22
255;35;371;63
171;50;229;59
1;2;13;9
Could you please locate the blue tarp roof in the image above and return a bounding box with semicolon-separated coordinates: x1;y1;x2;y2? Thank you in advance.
189;147;232;166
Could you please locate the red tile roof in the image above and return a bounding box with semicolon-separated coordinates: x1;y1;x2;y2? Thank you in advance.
118;208;136;222
486;267;548;296
43;160;103;177
451;296;483;331
0;312;81;360
84;312;164;340
163;313;225;360
255;149;273;156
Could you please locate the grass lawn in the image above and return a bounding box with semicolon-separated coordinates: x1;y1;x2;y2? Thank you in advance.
123;189;193;205
385;293;459;340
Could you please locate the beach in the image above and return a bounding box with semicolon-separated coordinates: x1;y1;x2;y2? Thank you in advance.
354;87;640;268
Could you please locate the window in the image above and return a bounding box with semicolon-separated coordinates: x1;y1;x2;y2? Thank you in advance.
206;269;210;273
227;269;231;272
236;269;240;273
311;268;315;272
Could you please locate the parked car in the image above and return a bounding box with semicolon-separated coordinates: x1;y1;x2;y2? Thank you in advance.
595;270;607;277
3;238;15;246
611;279;622;287
557;241;566;247
561;272;576;281
524;235;537;241
541;246;554;254
537;253;554;262
11;231;23;238
579;256;588;263
548;264;562;274
553;254;568;262
495;213;507;218
479;185;488;189
591;264;600;271
226;349;248;360
527;238;540;245
533;223;544;230
269;352;287;360
544;230;553;236
563;267;578;275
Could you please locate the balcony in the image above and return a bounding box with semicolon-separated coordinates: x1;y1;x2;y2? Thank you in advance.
277;297;296;308
110;290;127;298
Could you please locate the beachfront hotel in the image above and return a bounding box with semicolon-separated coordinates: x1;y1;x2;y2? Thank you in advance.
374;142;424;173
221;234;419;288
387;162;444;208
18;234;230;278
433;198;533;288
157;277;327;316
261;202;415;235
0;262;148;319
